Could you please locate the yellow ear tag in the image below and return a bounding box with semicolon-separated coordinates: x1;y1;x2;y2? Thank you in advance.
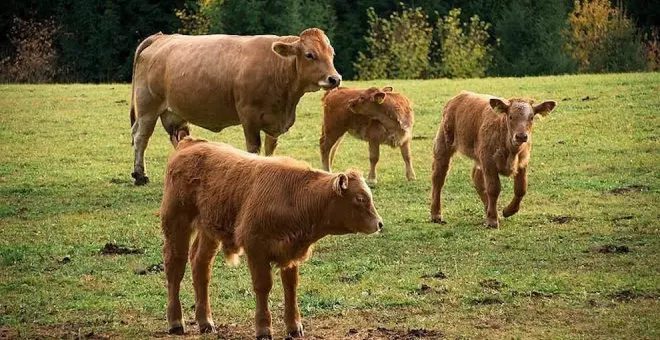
376;97;385;104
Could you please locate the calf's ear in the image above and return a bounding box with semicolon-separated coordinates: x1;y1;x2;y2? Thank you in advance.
332;173;349;196
489;98;509;114
373;91;387;104
533;100;556;117
382;86;393;92
272;41;299;58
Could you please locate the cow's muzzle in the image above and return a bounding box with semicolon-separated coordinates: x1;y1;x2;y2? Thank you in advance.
319;74;341;89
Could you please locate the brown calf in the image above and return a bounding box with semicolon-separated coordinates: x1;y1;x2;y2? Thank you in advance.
320;86;415;184
160;137;382;339
430;91;556;228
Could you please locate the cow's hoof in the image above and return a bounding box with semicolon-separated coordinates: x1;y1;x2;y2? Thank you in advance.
256;335;273;340
431;216;446;224
485;219;499;228
285;330;305;339
131;172;149;185
199;324;215;334
168;326;185;335
502;208;518;218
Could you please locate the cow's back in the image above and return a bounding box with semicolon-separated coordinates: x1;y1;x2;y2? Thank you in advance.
442;91;493;159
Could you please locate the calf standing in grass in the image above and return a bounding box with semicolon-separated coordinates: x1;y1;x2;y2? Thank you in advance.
161;137;383;339
320;86;415;185
430;91;556;228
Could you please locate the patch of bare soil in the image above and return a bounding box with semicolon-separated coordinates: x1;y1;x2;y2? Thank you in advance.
100;242;143;255
360;327;444;339
610;290;659;302
135;263;164;275
469;296;504;305
607;184;650;195
587;244;630;254
420;271;447;279
581;95;597;101
412;135;430;140
0;326;17;340
410;284;448;296
479;279;507;290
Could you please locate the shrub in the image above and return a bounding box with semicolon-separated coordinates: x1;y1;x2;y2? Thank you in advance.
644;28;660;72
564;0;645;73
354;4;433;80
0;17;59;83
434;8;493;78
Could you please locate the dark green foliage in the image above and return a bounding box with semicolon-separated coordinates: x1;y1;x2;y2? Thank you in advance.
491;0;576;76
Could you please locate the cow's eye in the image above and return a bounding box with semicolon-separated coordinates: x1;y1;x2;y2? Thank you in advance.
305;52;316;60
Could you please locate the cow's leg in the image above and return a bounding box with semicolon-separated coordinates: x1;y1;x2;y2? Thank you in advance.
329;136;344;168
367;139;380;185
503;167;527;218
264;134;278;156
320;131;344;172
131;90;163;185
190;231;220;334
160;110;190;148
248;257;273;339
242;124;262;154
430;132;455;224
281;265;303;338
483;168;502;228
161;211;193;334
471;164;488;209
400;139;416;181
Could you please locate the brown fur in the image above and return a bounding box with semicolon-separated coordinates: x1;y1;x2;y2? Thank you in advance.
129;28;341;185
430;91;556;228
320;86;415;184
160;137;382;338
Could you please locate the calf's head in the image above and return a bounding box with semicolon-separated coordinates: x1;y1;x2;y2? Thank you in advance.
326;170;383;234
272;28;341;91
489;97;556;147
349;87;412;130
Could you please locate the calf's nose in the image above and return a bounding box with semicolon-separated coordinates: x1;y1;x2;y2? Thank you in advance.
377;220;384;231
327;75;341;87
515;133;528;143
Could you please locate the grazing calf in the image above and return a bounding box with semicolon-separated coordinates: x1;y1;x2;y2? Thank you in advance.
430;91;556;228
320;86;415;184
161;137;383;339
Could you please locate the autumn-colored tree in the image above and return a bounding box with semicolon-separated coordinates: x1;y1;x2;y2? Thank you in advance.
0;17;59;83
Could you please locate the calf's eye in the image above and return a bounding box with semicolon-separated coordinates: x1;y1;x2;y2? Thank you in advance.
305;52;315;60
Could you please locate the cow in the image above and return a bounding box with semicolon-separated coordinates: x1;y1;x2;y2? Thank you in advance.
319;86;415;185
160;137;383;339
430;91;556;228
129;28;341;185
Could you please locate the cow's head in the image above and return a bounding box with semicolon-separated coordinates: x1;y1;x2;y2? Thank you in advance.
489;97;556;147
327;170;383;235
272;28;341;91
348;87;412;130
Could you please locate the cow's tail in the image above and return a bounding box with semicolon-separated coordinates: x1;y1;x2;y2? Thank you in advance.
129;32;164;143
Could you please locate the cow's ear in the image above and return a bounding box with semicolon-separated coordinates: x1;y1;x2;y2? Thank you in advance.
373;91;387;104
272;41;298;58
489;98;509;114
533;100;556;117
382;86;393;92
332;173;349;196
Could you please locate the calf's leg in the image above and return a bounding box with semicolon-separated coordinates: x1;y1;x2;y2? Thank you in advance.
160;110;190;148
281;265;303;338
483;168;502;228
161;212;194;334
367;139;380;185
503;167;527;217
430;132;455;223
471;164;488;209
190;232;221;333
320;130;344;172
242;122;262;154
248;258;273;339
400;139;416;181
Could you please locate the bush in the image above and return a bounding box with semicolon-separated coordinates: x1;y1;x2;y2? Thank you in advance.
564;0;645;73
354;5;433;80
434;8;493;79
644;28;660;72
0;17;59;83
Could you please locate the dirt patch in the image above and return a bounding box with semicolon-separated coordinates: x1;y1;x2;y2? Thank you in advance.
479;279;507;290
0;326;18;339
421;271;447;279
581;95;597;101
549;215;580;224
135;263;164;275
530;291;555;299
363;327;444;339
410;284;448;296
109;178;131;185
587;244;630;254
58;256;71;264
610;290;659;302
469;296;504;305
339;273;362;283
412;135;430;140
608;184;650;195
100;242;143;255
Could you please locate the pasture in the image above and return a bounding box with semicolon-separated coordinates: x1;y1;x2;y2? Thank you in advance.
0;73;658;339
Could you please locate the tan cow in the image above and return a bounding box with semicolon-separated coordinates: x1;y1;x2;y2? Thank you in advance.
160;137;382;338
430;91;556;228
129;28;341;185
320;86;415;185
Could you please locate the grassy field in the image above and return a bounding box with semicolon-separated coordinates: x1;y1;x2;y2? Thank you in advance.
0;73;658;339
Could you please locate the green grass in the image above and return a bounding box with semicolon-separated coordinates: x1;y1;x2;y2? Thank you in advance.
0;73;658;339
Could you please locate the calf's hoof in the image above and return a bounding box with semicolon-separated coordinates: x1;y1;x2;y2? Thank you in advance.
199;324;215;334
485;218;499;229
131;172;149;186
502;207;518;218
366;178;377;186
431;215;446;224
285;324;304;339
256;335;273;340
168;326;185;335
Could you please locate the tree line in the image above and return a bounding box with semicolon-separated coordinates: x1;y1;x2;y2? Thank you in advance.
1;0;658;83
